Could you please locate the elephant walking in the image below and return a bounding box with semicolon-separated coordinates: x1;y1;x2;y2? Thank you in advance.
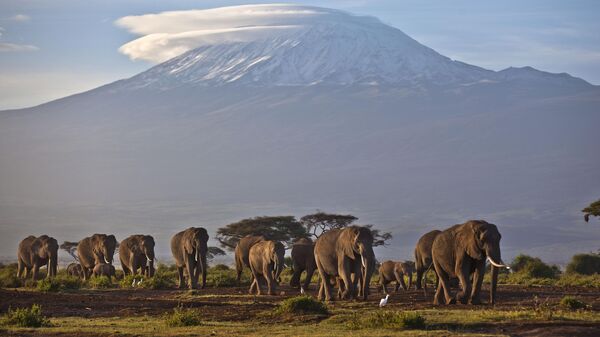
379;260;414;294
248;240;285;295
17;235;58;280
314;226;376;301
171;227;209;289
93;263;116;279
66;263;84;279
432;220;508;305
290;238;316;290
77;234;118;280
414;229;441;291
234;235;265;283
119;235;156;277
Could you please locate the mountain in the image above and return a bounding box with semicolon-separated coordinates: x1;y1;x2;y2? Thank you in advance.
1;5;599;263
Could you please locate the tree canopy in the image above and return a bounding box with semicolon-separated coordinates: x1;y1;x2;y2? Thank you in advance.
216;216;308;250
583;199;600;222
60;241;79;261
299;211;392;246
206;246;226;261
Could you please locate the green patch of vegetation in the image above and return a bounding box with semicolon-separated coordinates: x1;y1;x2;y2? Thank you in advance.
274;295;329;315
345;311;426;330
511;254;561;279
560;296;587;310
556;273;600;288
143;271;176;290
88;275;112;289
0;304;51;328
566;253;600;275
163;306;203;327
211;264;231;271
35;275;81;292
206;268;238;288
0;263;22;288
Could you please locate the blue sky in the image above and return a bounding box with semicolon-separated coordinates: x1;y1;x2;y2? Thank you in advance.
1;0;599;109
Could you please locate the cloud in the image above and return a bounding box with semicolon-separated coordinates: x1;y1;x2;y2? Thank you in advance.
0;42;38;52
115;4;336;63
10;14;30;22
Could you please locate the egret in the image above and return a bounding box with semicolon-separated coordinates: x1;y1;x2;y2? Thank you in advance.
379;294;389;307
131;278;136;287
137;278;143;286
300;286;305;295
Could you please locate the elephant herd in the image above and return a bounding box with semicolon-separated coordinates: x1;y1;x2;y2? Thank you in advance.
15;220;508;305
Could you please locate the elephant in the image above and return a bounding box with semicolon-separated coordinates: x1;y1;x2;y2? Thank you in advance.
248;240;285;295
66;263;84;279
290;238;317;290
378;260;415;294
314;226;376;301
119;234;156;277
170;227;209;289
77;234;118;280
431;220;508;305
234;235;265;283
17;235;58;280
93;263;116;279
414;229;441;291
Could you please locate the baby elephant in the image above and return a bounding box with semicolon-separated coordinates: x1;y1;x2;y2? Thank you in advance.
66;263;84;279
93;263;116;279
378;260;415;294
248;240;285;295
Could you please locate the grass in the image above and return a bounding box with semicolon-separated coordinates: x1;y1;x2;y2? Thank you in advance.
0;304;51;328
344;311;426;330
36;275;82;292
164;306;204;327
560;296;587;310
88;275;113;289
274;295;329;315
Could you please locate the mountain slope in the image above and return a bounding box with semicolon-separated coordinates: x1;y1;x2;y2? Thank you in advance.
0;5;598;263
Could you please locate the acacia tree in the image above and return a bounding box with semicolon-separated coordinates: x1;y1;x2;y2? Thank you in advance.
216;216;308;250
300;211;392;246
207;246;226;262
583;199;600;222
60;241;79;261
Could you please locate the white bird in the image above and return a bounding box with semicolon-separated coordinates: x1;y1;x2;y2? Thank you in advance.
131;278;136;287
379;294;389;307
300;286;305;295
137;278;143;286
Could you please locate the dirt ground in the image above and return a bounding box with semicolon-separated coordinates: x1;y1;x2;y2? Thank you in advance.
1;284;599;336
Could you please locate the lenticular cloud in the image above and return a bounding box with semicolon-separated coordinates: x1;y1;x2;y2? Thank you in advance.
115;4;333;63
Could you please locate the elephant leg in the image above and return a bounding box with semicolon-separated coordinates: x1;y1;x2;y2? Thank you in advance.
303;266;315;290
317;279;324;301
415;268;423;290
315;256;333;301
264;266;274;295
338;259;353;300
433;261;453;305
16;260;24;278
200;256;207;289
177;266;185;289
394;270;406;291
408;274;413;290
455;261;472;305
469;260;485;305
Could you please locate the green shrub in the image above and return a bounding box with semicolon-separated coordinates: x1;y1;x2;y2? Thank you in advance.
206;269;238;288
36;278;61;292
556;273;600;288
120;274;143;289
142;272;175;290
560;296;587;310
510;254;560;279
88;276;112;289
211;264;230;271
0;304;50;328
274;296;328;315
164;306;203;327
347;311;426;330
566;253;600;275
0;263;22;288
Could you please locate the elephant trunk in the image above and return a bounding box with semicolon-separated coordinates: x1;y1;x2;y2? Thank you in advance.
361;248;375;300
490;265;499;304
103;248;112;264
193;241;202;282
49;252;58;278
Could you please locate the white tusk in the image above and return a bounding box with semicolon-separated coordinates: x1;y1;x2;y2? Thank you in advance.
147;256;153;263
487;257;510;270
104;256;110;264
361;255;367;269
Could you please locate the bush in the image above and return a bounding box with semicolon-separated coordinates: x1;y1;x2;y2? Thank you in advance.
560;296;587;310
0;304;50;328
88;276;112;289
211;264;230;271
566;253;600;275
0;263;22;288
274;296;329;315
206;269;238;288
556;273;600;288
510;254;560;279
36;278;61;292
164;306;203;327
346;311;426;330
143;272;176;290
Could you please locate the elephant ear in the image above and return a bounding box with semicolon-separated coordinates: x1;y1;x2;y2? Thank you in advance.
339;227;359;259
183;230;194;255
457;221;484;260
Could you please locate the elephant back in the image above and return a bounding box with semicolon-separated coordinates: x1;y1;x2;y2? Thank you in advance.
235;235;266;267
17;236;38;267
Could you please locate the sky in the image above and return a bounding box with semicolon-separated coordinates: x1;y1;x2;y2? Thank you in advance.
0;0;599;110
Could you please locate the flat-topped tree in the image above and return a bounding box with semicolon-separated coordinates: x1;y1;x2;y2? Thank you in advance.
583;199;600;222
300;211;392;246
216;216;308;250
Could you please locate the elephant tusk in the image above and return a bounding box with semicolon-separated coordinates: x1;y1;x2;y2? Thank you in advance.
361;255;367;270
104;256;110;264
146;256;153;263
487;257;510;270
